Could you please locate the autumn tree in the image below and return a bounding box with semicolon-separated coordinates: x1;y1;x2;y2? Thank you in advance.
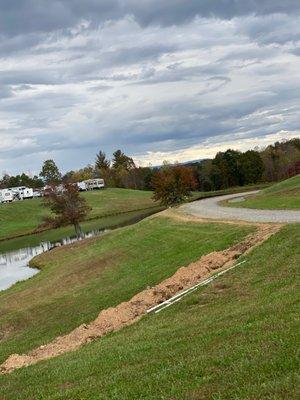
260;139;300;181
152;165;197;207
63;165;96;183
43;183;91;238
40;159;62;185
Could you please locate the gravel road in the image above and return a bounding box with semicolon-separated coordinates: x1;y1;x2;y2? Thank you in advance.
181;191;300;223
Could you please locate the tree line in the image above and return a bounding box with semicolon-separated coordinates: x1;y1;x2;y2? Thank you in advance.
0;138;299;191
197;138;300;191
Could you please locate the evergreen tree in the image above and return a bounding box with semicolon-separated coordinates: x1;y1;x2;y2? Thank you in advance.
95;151;110;170
112;150;135;171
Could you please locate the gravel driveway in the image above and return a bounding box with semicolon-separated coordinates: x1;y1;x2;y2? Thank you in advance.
181;191;300;223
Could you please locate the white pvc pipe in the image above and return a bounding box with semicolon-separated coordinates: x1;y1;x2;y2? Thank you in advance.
147;260;247;314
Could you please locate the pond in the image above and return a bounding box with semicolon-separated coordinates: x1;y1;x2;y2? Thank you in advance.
0;206;164;292
0;229;106;292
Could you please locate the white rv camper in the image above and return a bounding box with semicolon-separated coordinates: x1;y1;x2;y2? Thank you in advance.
10;186;34;200
85;179;105;190
77;181;87;191
77;179;105;191
33;189;42;198
0;189;14;203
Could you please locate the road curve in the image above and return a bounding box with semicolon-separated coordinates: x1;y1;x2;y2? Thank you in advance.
181;191;300;223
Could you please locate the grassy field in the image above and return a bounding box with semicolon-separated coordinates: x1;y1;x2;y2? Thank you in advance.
0;188;157;241
0;219;299;399
0;183;268;244
0;207;163;254
0;216;252;365
224;175;300;210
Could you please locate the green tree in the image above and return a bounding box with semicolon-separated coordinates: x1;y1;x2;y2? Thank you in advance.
197;160;222;191
213;149;242;188
112;150;135;171
240;150;264;184
112;150;136;187
95;150;110;171
40;160;62;185
0;173;43;189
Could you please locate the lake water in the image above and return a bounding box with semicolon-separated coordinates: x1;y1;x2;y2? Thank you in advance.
0;229;106;292
0;207;163;293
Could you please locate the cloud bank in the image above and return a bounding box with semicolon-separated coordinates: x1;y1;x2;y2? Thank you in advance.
0;1;299;173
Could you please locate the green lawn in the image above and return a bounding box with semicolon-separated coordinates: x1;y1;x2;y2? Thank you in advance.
0;207;163;254
224;175;300;210
0;221;299;399
0;216;252;366
0;188;156;241
0;184;267;245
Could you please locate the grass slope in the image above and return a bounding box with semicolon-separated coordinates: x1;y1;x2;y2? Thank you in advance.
0;216;252;366
0;207;163;254
0;188;156;241
226;175;300;210
0;223;298;400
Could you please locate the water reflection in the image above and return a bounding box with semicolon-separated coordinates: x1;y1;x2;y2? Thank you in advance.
0;229;105;292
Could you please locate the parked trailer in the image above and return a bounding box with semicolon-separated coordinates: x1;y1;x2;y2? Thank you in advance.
0;189;14;203
86;179;105;190
33;189;43;198
9;186;34;200
77;179;105;191
77;181;87;191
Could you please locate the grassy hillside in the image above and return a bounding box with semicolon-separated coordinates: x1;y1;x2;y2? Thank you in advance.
0;183;268;244
0;221;298;399
0;216;252;365
0;188;156;241
225;175;300;210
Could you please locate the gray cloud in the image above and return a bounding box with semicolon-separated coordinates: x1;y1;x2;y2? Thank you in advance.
0;1;299;174
0;85;14;99
1;1;300;38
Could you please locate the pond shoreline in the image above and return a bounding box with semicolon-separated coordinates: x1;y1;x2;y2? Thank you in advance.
0;205;162;243
0;206;163;292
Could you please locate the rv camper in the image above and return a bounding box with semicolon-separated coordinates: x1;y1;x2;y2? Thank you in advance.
10;186;34;200
0;189;14;203
86;179;105;190
77;181;87;191
33;189;43;198
77;179;105;191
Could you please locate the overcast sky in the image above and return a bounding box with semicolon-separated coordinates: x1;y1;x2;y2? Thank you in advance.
0;0;299;175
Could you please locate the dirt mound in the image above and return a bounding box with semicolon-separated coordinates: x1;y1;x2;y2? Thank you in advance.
0;224;281;374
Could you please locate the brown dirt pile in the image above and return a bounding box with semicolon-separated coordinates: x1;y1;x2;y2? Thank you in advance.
0;224;280;374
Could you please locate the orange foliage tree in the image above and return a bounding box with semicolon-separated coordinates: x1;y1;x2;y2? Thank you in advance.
151;164;197;207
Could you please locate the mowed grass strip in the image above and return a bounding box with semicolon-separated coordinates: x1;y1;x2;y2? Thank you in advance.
225;175;300;210
0;216;252;365
0;188;156;241
0;224;298;400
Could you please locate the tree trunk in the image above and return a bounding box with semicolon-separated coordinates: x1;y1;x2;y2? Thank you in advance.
74;222;83;239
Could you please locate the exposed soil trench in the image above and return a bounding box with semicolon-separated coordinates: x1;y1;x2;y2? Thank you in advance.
0;222;281;374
